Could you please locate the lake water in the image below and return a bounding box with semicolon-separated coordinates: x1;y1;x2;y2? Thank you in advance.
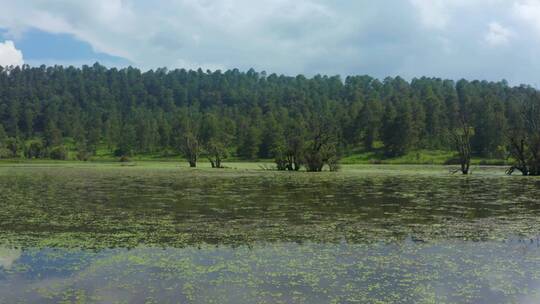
0;164;540;303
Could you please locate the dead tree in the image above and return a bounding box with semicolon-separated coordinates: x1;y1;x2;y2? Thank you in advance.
205;140;227;169
304;132;327;172
507;101;540;176
451;118;472;175
274;131;303;171
506;137;529;175
182;132;199;168
304;119;340;172
274;117;340;172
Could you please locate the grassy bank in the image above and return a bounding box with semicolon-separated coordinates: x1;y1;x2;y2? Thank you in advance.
341;149;508;166
0;149;509;168
0;160;515;179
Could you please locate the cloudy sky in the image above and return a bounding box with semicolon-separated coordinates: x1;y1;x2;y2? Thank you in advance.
0;0;539;85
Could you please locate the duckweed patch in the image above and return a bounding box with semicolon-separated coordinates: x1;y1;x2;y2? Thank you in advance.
0;165;539;303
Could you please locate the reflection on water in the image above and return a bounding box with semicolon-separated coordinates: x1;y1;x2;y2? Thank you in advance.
1;241;540;304
0;165;539;303
0;247;21;270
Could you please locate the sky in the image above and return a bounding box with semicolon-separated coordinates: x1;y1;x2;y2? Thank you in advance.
0;0;539;86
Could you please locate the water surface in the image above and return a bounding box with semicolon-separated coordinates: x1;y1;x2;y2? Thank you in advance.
0;164;539;303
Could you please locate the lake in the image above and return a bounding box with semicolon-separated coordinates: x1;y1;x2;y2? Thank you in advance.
0;163;539;303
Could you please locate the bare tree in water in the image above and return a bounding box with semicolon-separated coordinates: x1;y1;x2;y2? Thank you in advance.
182;132;199;168
507;96;540;176
452;117;473;175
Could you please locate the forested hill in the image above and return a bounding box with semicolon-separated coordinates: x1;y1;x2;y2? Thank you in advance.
0;63;538;165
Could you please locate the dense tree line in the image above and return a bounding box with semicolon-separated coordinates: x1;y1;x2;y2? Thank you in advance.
0;63;539;173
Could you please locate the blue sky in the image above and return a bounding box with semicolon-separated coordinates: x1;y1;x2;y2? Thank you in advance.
0;0;540;86
0;29;128;67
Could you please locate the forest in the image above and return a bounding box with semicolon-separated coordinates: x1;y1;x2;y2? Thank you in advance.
0;63;539;174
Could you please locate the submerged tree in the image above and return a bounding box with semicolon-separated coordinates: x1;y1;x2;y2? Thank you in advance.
175;108;201;168
273;112;341;172
205;140;227;168
181;132;199;168
451;118;473;175
304;117;341;172
200;113;229;168
507;96;540;176
451;80;474;175
274;119;305;171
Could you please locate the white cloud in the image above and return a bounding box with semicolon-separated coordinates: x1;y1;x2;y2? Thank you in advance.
409;0;452;29
484;22;513;46
513;0;540;34
409;0;473;30
0;40;23;67
0;1;539;85
0;0;358;72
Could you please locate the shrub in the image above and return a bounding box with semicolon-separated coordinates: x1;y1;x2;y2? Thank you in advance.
5;138;20;157
24;140;44;159
327;157;341;172
0;148;11;159
369;159;382;165
114;147;133;157
49;146;68;160
76;150;91;161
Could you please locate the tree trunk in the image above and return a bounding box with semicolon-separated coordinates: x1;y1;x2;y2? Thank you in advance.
461;160;469;175
189;153;197;167
453;118;472;175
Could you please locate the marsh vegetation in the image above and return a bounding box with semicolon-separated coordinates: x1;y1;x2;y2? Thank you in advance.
0;164;540;303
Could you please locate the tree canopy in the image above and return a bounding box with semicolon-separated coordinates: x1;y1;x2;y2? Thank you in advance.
0;64;538;171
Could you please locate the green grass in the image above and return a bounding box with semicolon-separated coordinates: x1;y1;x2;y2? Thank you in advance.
4;138;510;167
341;149;508;165
0;154;510;170
341;149;456;165
0;158;277;171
